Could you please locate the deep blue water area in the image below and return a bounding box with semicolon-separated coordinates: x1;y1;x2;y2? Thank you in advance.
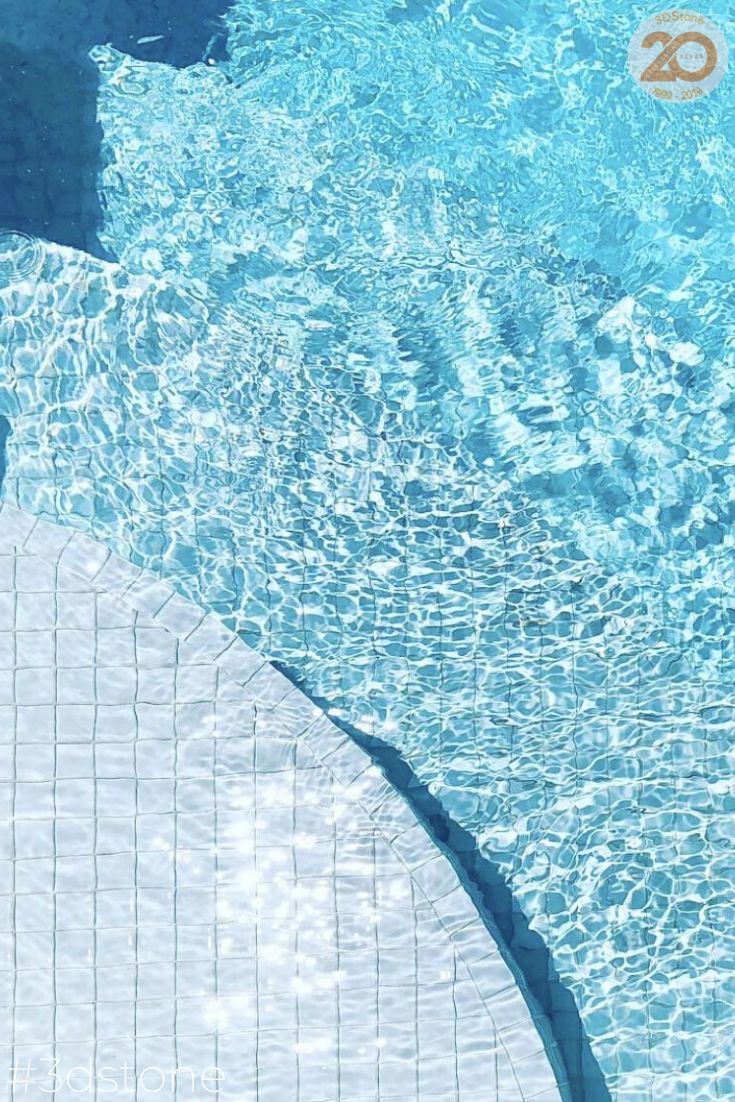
0;0;229;254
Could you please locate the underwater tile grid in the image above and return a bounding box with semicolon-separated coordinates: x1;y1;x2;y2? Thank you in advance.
0;0;734;1099
0;504;562;1102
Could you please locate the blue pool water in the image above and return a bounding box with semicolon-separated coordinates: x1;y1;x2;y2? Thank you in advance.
0;0;226;254
1;0;735;1097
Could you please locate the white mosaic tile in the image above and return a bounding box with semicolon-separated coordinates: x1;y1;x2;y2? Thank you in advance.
0;505;565;1101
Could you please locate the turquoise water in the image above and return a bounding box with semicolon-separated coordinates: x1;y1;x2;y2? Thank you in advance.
1;1;735;1097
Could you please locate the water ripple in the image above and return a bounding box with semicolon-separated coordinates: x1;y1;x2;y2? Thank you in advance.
0;230;42;285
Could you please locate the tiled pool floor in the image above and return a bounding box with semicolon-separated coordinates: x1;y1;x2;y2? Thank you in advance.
0;505;563;1101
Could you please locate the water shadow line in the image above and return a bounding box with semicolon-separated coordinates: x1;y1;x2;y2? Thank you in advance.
274;672;612;1102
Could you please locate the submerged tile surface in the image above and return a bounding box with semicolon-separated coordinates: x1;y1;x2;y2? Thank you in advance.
0;505;563;1101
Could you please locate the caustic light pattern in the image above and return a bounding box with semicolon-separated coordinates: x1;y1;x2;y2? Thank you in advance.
1;1;734;1099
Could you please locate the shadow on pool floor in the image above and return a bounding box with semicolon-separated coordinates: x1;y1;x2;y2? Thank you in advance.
290;677;613;1102
0;0;230;258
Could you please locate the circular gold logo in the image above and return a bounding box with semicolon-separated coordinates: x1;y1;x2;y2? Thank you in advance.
628;10;727;101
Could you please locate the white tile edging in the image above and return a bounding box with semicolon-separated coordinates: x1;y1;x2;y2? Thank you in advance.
0;503;567;1101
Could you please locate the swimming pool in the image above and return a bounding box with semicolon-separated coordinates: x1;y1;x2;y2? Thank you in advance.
1;0;734;1098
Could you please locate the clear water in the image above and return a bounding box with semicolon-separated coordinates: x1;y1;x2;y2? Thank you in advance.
0;0;226;253
1;0;735;1098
